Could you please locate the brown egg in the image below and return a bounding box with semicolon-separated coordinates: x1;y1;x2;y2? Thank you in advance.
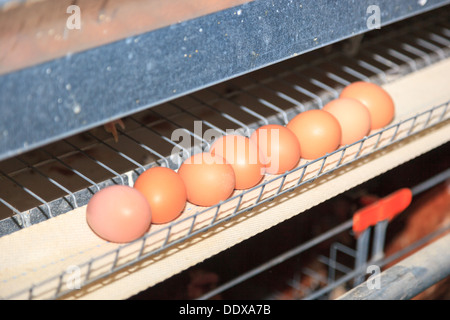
323;98;372;145
86;185;152;243
178;152;236;207
250;124;301;174
287;109;342;160
210;134;265;189
134;166;187;224
339;81;395;130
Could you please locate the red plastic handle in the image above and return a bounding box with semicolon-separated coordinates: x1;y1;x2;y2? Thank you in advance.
353;188;413;237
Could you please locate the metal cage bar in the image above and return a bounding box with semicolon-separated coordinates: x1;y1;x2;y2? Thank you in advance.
338;232;450;300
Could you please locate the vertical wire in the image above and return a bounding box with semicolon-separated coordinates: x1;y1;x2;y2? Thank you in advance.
0;168;54;218
187;94;252;137
85;132;146;173
63;139;125;185
40;148;101;193
115;130;170;167
16;156;78;208
149;108;211;151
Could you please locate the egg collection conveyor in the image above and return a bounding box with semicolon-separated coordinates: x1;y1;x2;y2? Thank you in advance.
0;8;449;300
1;8;449;236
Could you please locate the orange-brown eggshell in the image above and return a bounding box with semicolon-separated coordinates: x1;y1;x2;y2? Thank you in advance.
210;135;265;189
134;166;187;224
250;124;301;174
339;81;395;130
178;152;236;207
323;98;372;146
287;109;342;160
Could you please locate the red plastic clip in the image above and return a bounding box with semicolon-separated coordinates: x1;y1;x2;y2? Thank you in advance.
353;188;413;237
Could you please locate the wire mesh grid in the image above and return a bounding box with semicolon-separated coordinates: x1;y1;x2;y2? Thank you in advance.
3;95;449;300
194;166;450;301
0;11;449;299
263;223;450;301
1;10;449;230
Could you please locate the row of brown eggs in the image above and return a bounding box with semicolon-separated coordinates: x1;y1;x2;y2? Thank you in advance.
86;81;395;243
177;81;395;207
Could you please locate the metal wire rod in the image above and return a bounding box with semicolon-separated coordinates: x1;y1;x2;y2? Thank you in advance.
16;156;78;209
353;228;371;286
411;167;450;196
0;169;54;218
340;65;371;82
308;78;340;99
63;139;125;186
40;149;101;192
304;224;450;300
169;101;227;136
338;232;450;300
324;71;352;86
326;242;356;284
259;82;307;115
426;31;450;47
0;197;28;227
257;98;291;125
148;109;209;151
371;220;389;263
290;83;324;109
188;94;252;137
318;255;354;276
371;53;402;74
401;42;432;65
196;219;353;300
414;37;446;59
85;132;146;174
114;130;170;168
385;46;418;71
207;89;271;127
239;105;270;125
356;58;388;83
128;116;191;167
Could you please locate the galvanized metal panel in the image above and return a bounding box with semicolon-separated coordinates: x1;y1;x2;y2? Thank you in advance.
0;0;449;161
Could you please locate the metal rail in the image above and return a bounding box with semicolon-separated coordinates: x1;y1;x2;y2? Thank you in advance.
195;169;450;300
337;232;450;300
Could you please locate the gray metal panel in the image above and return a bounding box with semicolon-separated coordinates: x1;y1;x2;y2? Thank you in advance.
0;0;449;162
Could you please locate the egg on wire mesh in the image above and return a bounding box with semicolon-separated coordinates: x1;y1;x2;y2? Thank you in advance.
339;81;395;130
86;185;152;243
287;109;342;160
134;166;187;224
250;124;301;174
323;97;372;146
178;152;236;207
210;134;265;190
